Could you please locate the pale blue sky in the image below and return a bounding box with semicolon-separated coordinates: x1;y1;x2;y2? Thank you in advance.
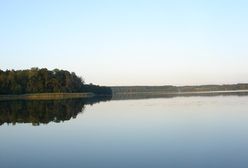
1;0;248;86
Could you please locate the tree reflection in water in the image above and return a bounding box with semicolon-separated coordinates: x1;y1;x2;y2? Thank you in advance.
0;96;111;126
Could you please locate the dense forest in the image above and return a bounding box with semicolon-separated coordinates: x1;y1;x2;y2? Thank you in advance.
0;68;112;95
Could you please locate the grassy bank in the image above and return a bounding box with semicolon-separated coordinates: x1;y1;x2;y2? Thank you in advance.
0;92;95;101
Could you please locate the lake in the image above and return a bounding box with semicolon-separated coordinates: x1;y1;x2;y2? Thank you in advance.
1;94;248;168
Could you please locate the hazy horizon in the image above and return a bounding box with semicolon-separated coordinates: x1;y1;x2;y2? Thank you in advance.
1;0;248;86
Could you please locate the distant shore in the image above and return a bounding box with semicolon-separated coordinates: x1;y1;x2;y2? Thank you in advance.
111;90;248;100
113;89;248;95
111;84;248;95
0;93;95;101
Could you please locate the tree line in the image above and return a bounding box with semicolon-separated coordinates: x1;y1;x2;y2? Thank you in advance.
111;84;248;94
0;68;112;95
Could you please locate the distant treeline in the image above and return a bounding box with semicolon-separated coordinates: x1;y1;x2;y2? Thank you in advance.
0;68;112;95
112;84;248;94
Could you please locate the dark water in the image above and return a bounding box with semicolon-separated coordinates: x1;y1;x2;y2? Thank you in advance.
1;95;248;168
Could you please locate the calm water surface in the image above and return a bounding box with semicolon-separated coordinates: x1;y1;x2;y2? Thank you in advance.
1;96;248;168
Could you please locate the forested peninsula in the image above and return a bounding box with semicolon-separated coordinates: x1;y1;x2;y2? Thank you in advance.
0;68;112;99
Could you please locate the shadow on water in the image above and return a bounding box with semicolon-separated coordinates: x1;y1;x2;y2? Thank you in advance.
0;96;111;126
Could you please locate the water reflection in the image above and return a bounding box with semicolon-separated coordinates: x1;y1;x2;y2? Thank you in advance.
1;91;248;126
0;96;111;126
1;94;248;168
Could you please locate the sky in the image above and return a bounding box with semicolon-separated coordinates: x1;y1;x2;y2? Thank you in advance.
1;0;248;86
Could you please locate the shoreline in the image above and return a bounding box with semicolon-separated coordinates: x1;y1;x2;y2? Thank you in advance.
1;90;248;101
111;90;248;100
0;92;95;101
113;89;248;95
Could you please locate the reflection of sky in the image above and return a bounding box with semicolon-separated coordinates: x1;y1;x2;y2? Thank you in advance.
1;96;248;168
1;1;248;85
